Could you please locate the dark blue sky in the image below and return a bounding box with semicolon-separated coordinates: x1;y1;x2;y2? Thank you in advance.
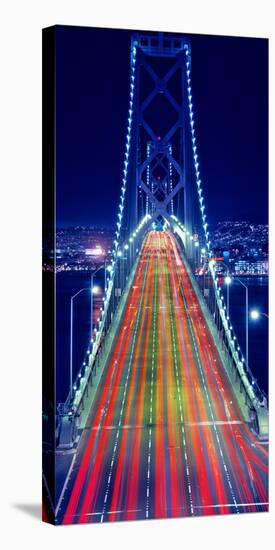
56;26;268;228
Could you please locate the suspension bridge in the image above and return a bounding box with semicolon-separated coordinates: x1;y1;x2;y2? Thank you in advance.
47;33;268;524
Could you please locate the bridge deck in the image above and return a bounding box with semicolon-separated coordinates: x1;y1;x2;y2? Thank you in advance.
61;230;268;524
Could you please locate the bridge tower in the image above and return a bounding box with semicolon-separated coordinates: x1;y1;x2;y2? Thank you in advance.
126;32;196;257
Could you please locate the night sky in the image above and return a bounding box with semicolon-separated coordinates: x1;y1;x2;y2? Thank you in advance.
56;25;268;228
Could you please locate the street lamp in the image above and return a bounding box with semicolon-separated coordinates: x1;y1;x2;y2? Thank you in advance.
250;309;269;320
194;240;199;269
234;278;249;369
90;264;105;337
224;275;232;313
116;249;124;292
214;260;249;368
128;237;133;267
224;275;249;368
70;263;107;401
124;243;130;281
70;287;90;401
250;309;260;320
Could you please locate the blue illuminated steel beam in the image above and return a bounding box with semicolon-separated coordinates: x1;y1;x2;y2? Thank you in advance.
127;32;195;245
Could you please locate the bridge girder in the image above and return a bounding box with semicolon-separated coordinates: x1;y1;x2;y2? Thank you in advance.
127;32;195;242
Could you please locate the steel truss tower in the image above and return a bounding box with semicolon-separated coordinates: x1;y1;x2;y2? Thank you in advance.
127;32;195;240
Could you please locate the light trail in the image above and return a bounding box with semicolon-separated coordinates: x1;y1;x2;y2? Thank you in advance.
62;230;268;524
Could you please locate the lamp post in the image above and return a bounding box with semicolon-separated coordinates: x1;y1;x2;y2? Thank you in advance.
104;259;107;291
214;260;249;368
117;250;123;292
70;287;90;401
212;258;231;313
124;243;129;282
90;264;106;337
189;234;194;266
224;274;249;368
224;274;232;313
200;247;206;296
194;240;199;271
70;263;106;401
129;237;133;267
105;263;113;288
236;278;249;369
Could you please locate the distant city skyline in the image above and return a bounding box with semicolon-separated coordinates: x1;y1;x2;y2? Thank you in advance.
56;219;268;231
43;219;269;275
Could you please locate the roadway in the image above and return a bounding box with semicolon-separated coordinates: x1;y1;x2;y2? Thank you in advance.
61;230;268;524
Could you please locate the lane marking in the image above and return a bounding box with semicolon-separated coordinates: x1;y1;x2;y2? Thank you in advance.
80;508;143;517
145;250;158;519
100;235;152;523
164;239;194;516
55;452;77;517
174;250;240;513
194;502;268;509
